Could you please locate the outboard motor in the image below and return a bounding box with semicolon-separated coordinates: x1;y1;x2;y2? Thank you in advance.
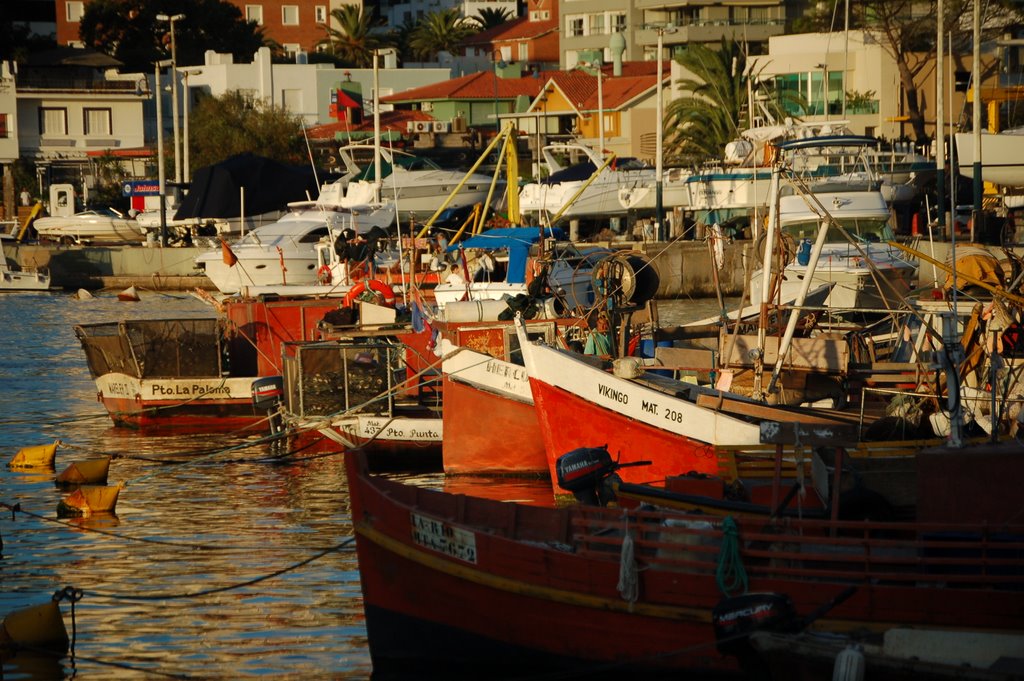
712;593;797;677
251;376;285;437
555;445;650;506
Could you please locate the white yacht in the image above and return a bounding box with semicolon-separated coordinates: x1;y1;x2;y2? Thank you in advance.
518;143;661;222
34;208;146;244
194;179;396;295
337;145;502;221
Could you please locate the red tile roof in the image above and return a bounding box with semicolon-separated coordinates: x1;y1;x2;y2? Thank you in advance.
381;70;545;103
305;110;435;140
464;17;558;45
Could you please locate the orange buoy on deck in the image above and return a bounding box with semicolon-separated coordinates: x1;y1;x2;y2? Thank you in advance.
57;483;123;517
0;601;68;653
55;456;111;486
9;441;60;469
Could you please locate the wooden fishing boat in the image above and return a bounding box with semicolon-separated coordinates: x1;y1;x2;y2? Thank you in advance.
345;435;1024;678
74;296;340;429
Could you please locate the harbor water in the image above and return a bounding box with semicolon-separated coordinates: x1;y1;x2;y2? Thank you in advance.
0;290;730;679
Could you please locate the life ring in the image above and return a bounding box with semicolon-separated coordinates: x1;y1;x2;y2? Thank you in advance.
343;278;396;308
317;265;332;285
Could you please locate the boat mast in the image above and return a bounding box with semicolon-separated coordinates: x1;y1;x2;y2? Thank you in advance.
373;50;383;204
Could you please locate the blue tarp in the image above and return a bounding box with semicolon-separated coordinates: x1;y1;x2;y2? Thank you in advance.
446;227;566;285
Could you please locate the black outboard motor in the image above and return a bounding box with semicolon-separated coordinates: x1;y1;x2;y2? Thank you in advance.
712;593;797;679
251;376;285;436
556;445;651;506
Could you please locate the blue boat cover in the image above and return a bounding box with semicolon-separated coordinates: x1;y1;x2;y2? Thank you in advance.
446;227;566;285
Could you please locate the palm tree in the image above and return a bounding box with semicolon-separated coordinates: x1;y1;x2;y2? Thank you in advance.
320;5;385;67
663;38;789;165
409;9;478;61
471;7;515;30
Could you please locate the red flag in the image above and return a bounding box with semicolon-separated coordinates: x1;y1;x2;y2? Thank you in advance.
221;239;238;267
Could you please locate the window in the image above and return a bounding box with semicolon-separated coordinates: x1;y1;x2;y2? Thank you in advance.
282;5;299;25
83;108;111;136
589;14;604;34
246;5;263;25
66;1;84;22
39;108;68;136
567;16;584;37
530;10;550;20
518;43;528;61
610;13;626;32
0;113;8;138
315;5;327;23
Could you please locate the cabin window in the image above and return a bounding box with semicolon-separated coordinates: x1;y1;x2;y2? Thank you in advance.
84;108;112;136
299;227;330;243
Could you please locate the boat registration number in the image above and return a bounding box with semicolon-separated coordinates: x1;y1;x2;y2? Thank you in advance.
411;512;477;564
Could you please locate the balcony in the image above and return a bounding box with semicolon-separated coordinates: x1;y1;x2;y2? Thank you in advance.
16;74;142;94
636;20;785;47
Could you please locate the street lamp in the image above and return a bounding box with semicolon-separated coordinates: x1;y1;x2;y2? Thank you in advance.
157;13;185;185
181;68;202;184
655;25;676;242
154;59;173;247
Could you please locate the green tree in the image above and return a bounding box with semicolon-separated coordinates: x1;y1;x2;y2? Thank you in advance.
186;91;307;170
78;0;267;72
319;5;387;67
664;39;790;165
409;9;478;61
385;18;420;65
471;7;515;30
87;152;132;210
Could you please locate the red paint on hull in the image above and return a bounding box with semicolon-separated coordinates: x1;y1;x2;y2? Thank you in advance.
100;396;262;430
529;379;721;493
441;377;547;476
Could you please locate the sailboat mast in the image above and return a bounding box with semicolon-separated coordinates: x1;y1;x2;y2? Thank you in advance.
373;50;383;204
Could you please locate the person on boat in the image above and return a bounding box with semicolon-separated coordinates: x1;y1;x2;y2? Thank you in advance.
584;314;613;358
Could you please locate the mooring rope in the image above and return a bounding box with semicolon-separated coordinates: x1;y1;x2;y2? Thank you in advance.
715;515;748;598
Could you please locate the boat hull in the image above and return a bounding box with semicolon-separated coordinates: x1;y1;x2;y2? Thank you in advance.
519;337;763;494
441;373;546;476
954;131;1024;187
93;373;261;429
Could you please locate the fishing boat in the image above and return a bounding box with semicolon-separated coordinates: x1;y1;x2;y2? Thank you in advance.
0;240;50;291
438;317;587;476
73;296;341;429
33;207;146;244
345;434;1024;678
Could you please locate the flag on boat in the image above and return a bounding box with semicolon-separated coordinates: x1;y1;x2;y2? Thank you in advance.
221;239;238;267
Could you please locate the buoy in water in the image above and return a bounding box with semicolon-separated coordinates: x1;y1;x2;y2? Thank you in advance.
55;456;111;487
117;285;140;302
9;441;60;469
76;288;93;300
57;482;123;517
0;601;69;653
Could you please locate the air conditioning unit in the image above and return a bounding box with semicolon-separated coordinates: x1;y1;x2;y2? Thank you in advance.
413;121;432;134
433;121;451;133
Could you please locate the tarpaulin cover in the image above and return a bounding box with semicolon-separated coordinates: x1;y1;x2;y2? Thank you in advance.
174;153;319;220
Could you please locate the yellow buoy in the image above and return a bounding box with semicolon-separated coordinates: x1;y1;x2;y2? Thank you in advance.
0;601;69;652
57;482;123;517
9;441;60;469
55;456;111;486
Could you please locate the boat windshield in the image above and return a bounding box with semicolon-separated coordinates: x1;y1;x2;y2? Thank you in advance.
235;222;329;246
782;217;893;243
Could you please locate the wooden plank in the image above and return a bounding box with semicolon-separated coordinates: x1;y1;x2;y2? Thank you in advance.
759;420;860;446
695;392;851;424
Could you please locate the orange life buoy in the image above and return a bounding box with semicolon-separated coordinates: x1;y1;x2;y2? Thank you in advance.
343;278;397;308
317;265;332;285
